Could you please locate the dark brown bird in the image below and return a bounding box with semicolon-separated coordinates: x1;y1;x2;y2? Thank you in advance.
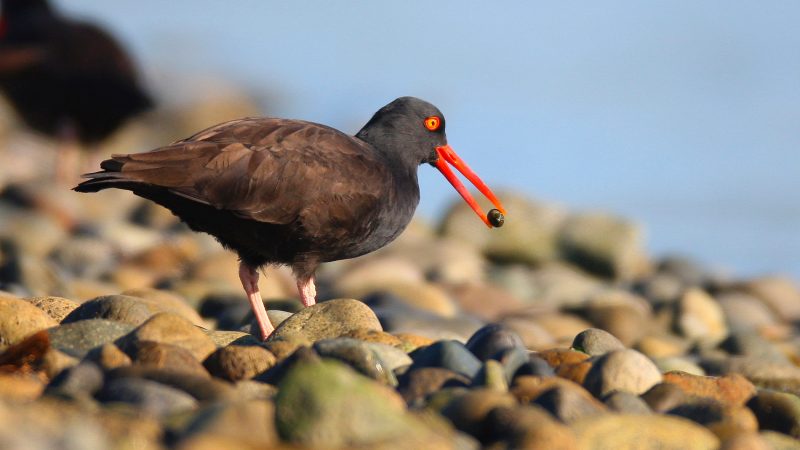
75;97;505;339
0;0;151;169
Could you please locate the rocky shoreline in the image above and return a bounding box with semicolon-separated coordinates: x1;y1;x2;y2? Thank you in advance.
0;181;799;449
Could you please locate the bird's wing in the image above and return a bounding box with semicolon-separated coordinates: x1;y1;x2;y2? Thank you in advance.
108;118;391;227
0;45;45;74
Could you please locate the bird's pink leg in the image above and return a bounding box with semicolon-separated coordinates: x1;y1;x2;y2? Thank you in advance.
239;262;273;340
297;276;317;307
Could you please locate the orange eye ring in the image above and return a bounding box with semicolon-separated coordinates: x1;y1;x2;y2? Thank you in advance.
424;116;441;131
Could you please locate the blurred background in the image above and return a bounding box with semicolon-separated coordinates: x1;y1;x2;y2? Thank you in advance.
10;1;800;279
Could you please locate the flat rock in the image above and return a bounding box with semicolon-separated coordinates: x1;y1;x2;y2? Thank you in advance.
663;371;756;407
48;319;135;358
268;299;381;343
573;414;719;450
584;349;663;397
0;297;58;348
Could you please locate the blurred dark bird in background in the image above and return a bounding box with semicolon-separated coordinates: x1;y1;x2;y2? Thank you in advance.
75;97;506;340
0;0;152;179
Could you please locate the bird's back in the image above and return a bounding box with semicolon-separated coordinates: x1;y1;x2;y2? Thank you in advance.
76;117;420;267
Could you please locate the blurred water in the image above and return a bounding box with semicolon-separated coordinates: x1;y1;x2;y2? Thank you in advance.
63;1;800;279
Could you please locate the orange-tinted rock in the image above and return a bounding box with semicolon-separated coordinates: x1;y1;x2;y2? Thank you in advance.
662;372;756;407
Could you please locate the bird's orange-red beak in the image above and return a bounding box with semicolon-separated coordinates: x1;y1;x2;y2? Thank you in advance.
434;145;506;228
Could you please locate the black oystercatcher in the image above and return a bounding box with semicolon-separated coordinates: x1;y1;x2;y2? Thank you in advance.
75;97;505;339
0;0;151;175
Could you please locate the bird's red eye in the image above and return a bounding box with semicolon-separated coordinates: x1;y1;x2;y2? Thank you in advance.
424;116;441;131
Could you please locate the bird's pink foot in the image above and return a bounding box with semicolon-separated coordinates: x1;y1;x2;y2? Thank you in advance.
239;262;273;340
297;277;317;307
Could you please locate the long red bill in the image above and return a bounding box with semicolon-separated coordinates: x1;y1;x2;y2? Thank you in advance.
434;145;506;228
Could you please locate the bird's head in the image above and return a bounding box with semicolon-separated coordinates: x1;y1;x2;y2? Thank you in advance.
357;96;506;228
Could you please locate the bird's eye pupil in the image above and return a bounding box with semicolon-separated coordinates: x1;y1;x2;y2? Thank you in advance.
424;116;440;131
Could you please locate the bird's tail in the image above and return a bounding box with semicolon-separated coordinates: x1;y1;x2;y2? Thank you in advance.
73;158;132;193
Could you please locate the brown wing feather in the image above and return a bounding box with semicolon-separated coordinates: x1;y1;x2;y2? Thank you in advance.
106;118;392;228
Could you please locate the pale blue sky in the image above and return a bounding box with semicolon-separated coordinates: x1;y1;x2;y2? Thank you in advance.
62;1;800;278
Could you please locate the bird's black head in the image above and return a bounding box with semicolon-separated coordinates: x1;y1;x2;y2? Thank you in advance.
357;96;507;228
356;96;448;167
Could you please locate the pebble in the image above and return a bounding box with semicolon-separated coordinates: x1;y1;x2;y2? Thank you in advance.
603;391;652;414
571;328;625;356
203;344;276;381
96;377;198;417
313;337;396;385
23;296;80;322
120;312;216;361
557;212;648;280
0;296;58;348
126;340;210;377
275;359;443;448
409;340;483;379
533;384;607;423
48;319;135;358
583;349;663;397
465;323;526;361
746;390;800;438
573;414;719;449
398;367;470;406
0;163;798;449
267;298;382;343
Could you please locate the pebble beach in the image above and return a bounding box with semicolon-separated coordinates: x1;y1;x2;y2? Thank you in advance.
0;104;799;450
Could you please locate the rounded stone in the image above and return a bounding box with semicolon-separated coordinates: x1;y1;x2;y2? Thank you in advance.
204;345;276;381
23;296;79;322
122;312;216;362
48;319;135;358
466;323;526;361
583;349;663;397
573;414;719;449
675;288;728;345
572;328;625;356
268;299;382;343
0;297;58;348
